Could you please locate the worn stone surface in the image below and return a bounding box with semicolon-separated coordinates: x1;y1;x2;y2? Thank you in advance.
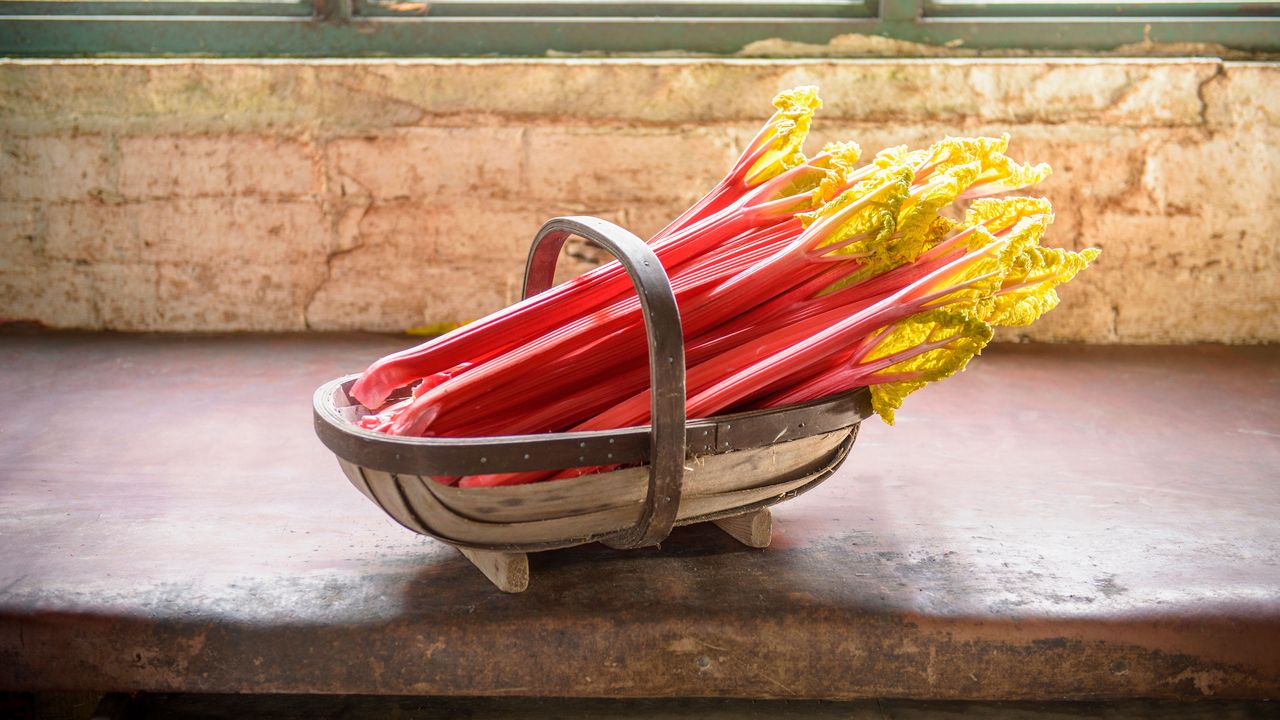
10;694;1278;718
1;334;1278;697
0;58;1277;342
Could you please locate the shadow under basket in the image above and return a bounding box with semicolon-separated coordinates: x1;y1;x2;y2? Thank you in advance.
313;216;874;592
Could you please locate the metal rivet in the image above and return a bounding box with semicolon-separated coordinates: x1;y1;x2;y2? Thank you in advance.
578;456;585;462
725;424;732;430
480;457;487;463
579;441;586;448
607;453;613;459
523;453;530;460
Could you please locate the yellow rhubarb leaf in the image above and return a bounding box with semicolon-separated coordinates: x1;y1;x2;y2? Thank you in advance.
870;382;926;426
963;196;1055;234
989;246;1101;326
893;160;983;258
919;216;960;254
799;162;915;258
916;134;1010;175
963;154;1052;199
743;86;823;186
811;141;865;205
991;210;1054;259
924;247;1006;318
874;144;930;172
907;209;1052;324
862;309;994;424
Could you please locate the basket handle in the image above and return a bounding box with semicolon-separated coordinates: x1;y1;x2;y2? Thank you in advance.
523;216;686;549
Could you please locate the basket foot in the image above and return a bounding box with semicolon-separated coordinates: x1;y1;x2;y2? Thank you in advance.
457;546;529;593
713;507;772;548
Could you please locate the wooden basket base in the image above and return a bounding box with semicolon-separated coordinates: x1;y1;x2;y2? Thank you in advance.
456;507;772;593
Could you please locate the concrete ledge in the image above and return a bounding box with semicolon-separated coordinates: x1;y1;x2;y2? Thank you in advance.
1;59;1278;342
0;332;1277;698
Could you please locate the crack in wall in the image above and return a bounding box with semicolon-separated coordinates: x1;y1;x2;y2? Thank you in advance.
301;135;375;331
302;224;368;332
1196;61;1229;133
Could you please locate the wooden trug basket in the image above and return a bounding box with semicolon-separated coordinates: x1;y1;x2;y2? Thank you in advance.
314;216;873;592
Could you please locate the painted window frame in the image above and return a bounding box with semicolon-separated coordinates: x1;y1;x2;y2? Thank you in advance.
0;0;1277;56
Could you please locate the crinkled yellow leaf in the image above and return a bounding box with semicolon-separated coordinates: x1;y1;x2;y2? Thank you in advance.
744;86;822;186
924;246;1006;318
916;134;1010;177
915;213;1042;319
991;211;1053;258
863;309;994;424
896;216;961;263
960;223;1000;251
989;246;1101;326
841;165;982;289
869;380;927;427
821;216;959;299
873;144;929;171
811;141;865;205
920;216;960;252
964;155;1052;199
751;164;831;216
799;162;915;257
799;162;916;296
894;160;983;253
963;196;1054;233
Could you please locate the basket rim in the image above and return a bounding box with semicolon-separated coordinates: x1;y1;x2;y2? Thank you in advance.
314;373;873;477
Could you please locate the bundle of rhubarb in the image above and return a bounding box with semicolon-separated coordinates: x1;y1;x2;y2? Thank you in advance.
350;86;1098;487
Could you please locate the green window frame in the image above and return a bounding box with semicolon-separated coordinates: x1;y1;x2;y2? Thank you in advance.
0;0;1277;56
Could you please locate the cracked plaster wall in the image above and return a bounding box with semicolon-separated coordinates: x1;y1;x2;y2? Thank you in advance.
1;58;1277;342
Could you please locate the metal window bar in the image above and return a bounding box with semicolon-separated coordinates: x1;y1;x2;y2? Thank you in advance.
926;0;1280;19
0;0;311;16
0;0;1276;57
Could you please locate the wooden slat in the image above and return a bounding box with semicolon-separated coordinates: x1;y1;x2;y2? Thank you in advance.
424;431;848;524
393;458;842;547
359;468;434;536
337;458;377;503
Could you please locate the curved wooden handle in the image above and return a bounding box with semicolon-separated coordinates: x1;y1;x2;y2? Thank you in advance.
522;216;686;549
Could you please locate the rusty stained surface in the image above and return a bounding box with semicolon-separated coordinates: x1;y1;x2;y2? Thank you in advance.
0;332;1277;699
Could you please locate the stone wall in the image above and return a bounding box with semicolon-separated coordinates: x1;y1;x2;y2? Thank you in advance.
1;59;1277;342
